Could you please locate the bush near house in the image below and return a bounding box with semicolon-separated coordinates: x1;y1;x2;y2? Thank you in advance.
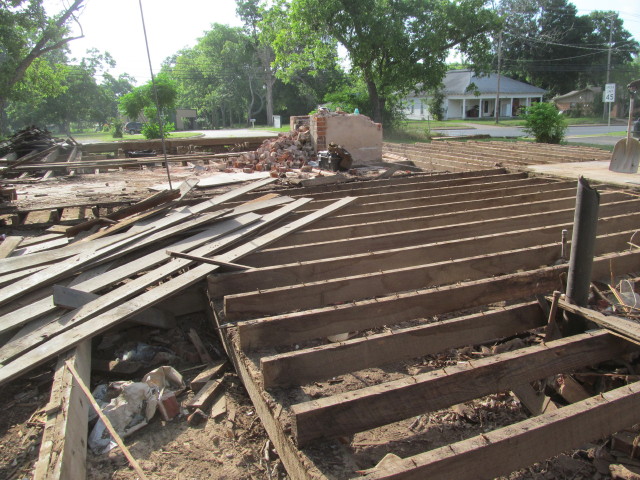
522;102;567;144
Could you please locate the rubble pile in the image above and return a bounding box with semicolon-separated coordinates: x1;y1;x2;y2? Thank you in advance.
0;125;68;160
233;126;315;174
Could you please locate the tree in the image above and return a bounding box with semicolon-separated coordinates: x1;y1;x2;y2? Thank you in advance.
496;1;639;95
0;0;85;134
522;102;567;143
272;0;500;124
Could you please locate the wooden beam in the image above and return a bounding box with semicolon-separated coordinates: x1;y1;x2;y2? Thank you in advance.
260;302;544;388
312;186;580;229
291;331;633;446
362;381;640;480
52;286;176;329
33;342;91;480
555;298;640;345
237;249;640;350
224;230;633;320
187;379;223;411
271;192;628;248
0;197;356;385
209;211;640;297
242;199;640;267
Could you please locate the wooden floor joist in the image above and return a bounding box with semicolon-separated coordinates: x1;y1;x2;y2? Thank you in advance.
209;211;640;297
361;381;640;480
260;302;544;389
242;199;640;267
224;230;636;319
291;331;635;446
237;249;640;350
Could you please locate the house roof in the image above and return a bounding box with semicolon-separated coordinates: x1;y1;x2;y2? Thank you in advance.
553;86;602;102
442;70;547;96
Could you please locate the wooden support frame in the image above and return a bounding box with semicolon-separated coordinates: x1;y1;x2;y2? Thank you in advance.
291;331;634;446
224;230;634;320
237;250;640;350
361;381;640;480
33;341;91;480
260;302;544;389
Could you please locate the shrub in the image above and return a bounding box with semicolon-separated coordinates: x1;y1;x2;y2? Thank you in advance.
522;102;567;143
111;120;123;138
141;121;174;139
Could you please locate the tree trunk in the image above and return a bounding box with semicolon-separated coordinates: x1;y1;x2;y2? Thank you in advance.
365;78;384;124
0;97;8;137
259;46;275;126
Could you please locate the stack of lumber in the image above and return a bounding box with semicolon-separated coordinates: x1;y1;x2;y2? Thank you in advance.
0;176;355;479
383;140;611;172
206;169;640;480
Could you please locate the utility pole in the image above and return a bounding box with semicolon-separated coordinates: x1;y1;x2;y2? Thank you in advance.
495;31;502;125
604;15;614;126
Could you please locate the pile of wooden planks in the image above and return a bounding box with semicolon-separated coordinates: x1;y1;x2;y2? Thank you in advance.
383;141;611;172
0;176;358;479
207;168;640;480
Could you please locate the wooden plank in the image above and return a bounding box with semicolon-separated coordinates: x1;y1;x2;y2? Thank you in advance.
0;236;23;258
33;342;90;480
312;186;580;229
0;234;128;275
167;250;249;270
237;249;640;350
188;328;214;364
211;303;338;480
187;379;223;411
190;360;229;392
555;298;640;345
272;192;628;248
291;330;633;446
0;214;259;336
362;381;640;480
0;214;262;362
260;302;544;388
209;211;640;297
224;230;633;319
0;197;356;384
0;227;154;307
242;199;640;267
52;286;176;329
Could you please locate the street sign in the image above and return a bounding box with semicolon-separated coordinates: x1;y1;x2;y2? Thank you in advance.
604;83;616;103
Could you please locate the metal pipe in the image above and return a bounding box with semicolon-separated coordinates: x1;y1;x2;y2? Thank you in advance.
564;176;600;333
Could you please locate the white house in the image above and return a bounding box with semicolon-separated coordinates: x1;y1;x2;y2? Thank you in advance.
404;70;547;120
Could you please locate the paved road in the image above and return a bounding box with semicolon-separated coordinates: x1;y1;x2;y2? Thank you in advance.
433;123;628;146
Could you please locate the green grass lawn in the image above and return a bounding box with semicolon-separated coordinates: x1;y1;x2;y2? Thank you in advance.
72;131;203;142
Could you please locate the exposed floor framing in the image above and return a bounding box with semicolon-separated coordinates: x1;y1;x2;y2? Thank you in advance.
207;169;640;479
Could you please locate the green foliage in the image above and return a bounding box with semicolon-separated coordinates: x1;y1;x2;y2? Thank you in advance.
522;102;567;143
272;0;500;124
111;120;123;138
141;121;174;139
497;1;639;95
428;88;446;121
118;73;177;121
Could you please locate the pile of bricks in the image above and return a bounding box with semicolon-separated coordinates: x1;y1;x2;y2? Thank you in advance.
233;126;316;175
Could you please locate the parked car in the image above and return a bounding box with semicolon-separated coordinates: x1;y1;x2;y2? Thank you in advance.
124;122;143;134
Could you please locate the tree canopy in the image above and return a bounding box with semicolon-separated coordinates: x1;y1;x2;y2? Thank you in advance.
271;0;500;123
497;0;639;95
0;0;85;134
